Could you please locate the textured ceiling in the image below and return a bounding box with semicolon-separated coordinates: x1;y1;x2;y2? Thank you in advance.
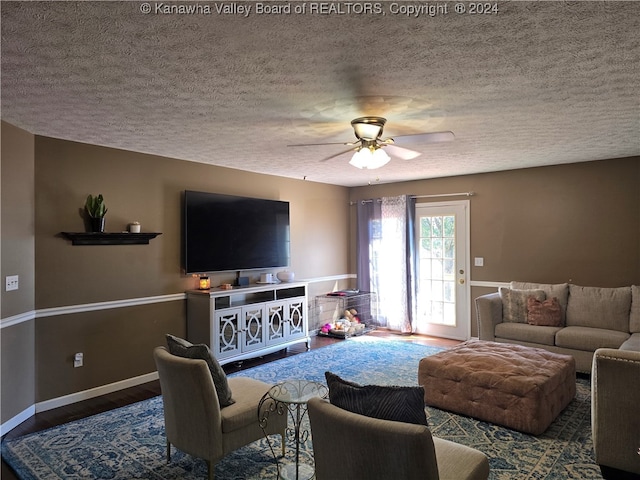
2;1;639;187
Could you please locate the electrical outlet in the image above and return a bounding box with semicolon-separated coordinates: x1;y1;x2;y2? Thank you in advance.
74;352;84;368
5;275;19;291
474;257;484;267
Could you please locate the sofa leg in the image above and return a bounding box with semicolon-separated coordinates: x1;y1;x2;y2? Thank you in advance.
207;460;215;480
166;439;171;463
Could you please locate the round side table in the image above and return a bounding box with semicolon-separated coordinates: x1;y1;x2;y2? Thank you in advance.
258;379;328;480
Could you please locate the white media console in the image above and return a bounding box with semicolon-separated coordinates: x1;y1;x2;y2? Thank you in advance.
186;281;309;365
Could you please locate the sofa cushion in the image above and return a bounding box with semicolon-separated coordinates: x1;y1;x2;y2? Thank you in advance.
511;282;569;323
527;297;563;327
619;333;640;352
630;286;640;334
166;334;235;407
555;326;630;352
220;377;273;433
495;322;561;346
325;371;428;426
565;285;631;332
499;287;546;323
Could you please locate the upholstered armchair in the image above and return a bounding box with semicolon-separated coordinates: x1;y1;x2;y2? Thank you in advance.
307;397;490;480
153;347;286;480
591;348;640;479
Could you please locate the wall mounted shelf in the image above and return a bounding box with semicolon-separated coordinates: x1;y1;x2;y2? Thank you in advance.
61;232;162;245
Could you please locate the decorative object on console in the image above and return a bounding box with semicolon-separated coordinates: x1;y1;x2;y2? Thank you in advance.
276;270;295;282
198;276;210;290
84;193;108;232
129;221;141;233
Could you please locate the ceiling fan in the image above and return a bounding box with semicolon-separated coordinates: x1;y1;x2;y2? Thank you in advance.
288;116;454;169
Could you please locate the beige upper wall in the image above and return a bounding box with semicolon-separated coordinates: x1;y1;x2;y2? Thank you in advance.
1;121;36;425
34;135;350;308
1;121;35;317
350;157;640;287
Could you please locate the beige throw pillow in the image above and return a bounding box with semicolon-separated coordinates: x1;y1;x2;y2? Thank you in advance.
499;287;546;323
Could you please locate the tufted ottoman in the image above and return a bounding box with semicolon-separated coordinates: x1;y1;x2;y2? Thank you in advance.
418;340;576;435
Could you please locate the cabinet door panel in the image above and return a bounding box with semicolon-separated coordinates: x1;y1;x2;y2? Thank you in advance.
287;299;307;340
215;308;241;360
266;302;286;346
242;305;266;352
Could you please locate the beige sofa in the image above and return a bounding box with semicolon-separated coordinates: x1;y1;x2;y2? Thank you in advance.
476;282;640;373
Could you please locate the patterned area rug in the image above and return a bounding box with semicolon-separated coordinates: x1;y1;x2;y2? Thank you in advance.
1;337;602;479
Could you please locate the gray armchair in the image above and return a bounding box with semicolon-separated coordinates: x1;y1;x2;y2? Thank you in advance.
591;348;640;479
153;346;286;480
307;397;490;480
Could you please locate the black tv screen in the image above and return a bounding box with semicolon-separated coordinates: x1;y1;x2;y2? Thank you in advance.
183;190;290;274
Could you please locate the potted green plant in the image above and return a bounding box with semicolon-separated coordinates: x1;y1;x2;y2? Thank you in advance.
85;194;108;232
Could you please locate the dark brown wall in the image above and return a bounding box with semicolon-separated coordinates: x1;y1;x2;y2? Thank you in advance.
1;121;36;424
351;157;640;336
36;302;185;400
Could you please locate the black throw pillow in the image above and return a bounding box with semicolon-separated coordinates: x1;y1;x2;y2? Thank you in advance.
165;334;235;407
325;371;428;426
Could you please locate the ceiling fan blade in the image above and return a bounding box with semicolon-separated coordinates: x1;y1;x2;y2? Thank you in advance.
383;144;422;160
320;147;358;162
391;131;455;145
288;141;354;147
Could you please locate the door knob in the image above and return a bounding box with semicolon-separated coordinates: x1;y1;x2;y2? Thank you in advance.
459;279;465;284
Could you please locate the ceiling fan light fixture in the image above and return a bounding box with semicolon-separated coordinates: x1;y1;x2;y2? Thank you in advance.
349;146;391;169
351;116;386;141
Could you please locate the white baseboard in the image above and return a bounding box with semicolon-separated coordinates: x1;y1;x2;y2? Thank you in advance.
35;371;159;413
0;405;36;437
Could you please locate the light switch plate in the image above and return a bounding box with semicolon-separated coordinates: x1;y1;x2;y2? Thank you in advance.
474;257;484;267
74;353;84;368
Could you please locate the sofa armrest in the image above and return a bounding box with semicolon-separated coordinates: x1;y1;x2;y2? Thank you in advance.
591;348;640;476
475;292;503;341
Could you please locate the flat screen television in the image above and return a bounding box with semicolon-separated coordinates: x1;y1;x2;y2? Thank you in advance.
183;190;290;274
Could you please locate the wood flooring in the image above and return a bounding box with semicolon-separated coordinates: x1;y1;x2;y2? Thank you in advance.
1;331;459;480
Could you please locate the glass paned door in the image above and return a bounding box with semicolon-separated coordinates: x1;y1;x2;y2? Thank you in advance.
415;201;470;339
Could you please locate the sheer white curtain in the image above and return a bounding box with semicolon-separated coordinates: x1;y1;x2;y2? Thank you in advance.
356;195;416;333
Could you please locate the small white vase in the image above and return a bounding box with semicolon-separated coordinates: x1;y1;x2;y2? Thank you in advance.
276;270;295;283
